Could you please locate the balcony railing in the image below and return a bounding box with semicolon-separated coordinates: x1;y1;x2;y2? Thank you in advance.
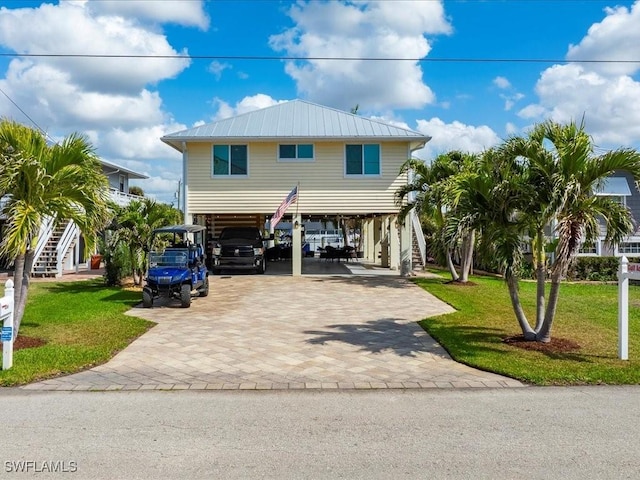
109;188;142;206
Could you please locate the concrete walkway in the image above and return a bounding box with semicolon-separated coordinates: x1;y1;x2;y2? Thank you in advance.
23;272;523;391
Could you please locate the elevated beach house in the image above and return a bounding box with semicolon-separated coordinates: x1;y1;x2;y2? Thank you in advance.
160;99;430;275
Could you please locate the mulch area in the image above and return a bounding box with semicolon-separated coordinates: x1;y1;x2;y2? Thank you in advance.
504;335;581;353
0;335;47;351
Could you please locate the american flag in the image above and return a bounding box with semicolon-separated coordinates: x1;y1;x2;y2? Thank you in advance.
270;185;298;227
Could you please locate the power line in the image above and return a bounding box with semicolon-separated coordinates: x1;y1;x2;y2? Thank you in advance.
0;85;56;144
0;52;639;64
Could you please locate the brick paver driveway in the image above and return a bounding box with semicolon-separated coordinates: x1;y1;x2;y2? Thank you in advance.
25;272;522;391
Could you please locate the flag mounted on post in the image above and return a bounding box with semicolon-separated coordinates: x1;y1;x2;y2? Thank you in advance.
270;185;298;228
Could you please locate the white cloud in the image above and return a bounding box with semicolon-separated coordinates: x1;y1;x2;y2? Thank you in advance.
493;76;511;89
0;60;165;131
102;123;187;160
567;2;640;76
518;63;640;145
208;61;231;81
501;92;525;112
211;94;288;121
505;122;518;135
85;0;210;30
269;0;451;111
0;2;190;94
0;1;201;204
413;118;501;159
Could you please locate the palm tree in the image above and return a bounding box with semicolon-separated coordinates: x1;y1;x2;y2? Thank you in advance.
448;148;537;338
108;199;182;285
529;121;640;342
396;151;480;283
0;119;112;337
464;121;640;342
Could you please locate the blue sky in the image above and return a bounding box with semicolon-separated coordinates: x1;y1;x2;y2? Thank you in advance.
1;0;639;204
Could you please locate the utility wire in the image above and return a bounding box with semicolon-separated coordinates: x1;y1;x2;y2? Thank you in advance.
0;85;56;143
0;52;639;64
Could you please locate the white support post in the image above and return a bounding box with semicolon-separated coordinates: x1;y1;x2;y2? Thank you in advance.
618;256;629;361
292;214;302;277
2;279;15;370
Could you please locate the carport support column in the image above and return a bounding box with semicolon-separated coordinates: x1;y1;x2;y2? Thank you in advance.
389;215;401;271
365;218;375;262
292;213;302;276
181;142;192;224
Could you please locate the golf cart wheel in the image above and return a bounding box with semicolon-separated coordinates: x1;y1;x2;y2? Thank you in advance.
180;284;192;308
142;288;153;308
200;275;209;297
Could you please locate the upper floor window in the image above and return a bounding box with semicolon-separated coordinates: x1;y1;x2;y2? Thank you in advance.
345;144;380;176
213;145;248;176
279;144;314;161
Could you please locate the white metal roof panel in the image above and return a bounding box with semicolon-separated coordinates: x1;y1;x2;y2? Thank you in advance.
161;99;430;151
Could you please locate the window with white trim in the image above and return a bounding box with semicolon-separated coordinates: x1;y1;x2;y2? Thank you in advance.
619;242;640;255
278;144;314;161
212;145;248;176
578;242;598;255
345;144;380;175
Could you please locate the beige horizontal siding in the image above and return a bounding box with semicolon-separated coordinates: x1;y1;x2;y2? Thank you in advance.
186;141;411;215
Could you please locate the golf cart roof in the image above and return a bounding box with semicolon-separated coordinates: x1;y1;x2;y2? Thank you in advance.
153;224;206;234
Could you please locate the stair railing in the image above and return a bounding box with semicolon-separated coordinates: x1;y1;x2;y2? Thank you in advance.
56;220;79;276
410;208;427;267
32;215;55;270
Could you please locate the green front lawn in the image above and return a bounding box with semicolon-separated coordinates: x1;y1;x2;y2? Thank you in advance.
414;274;640;385
0;280;153;386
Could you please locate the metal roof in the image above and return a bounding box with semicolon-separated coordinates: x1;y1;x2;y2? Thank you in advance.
595;177;632;196
101;159;148;180
161;99;430;152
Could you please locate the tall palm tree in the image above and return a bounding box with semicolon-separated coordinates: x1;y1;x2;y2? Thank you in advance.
0;119;111;337
530;121;640;342
448;148;537;338
465;121;640;342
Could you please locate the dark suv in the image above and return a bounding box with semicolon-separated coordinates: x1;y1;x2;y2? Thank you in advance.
211;226;268;274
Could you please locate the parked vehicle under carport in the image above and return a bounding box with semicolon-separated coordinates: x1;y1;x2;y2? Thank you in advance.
211;226;272;274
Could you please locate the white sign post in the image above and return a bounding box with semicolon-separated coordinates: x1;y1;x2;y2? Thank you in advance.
1;279;15;370
618;257;629;360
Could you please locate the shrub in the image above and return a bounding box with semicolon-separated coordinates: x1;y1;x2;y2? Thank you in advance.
566;256;620;281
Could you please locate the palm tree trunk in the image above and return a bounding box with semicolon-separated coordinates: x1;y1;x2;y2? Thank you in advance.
537;271;562;343
446;250;460;282
12;250;34;337
506;272;536;340
460;230;475;283
534;230;546;331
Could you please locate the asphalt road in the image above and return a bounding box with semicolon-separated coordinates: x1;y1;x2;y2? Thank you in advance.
2;386;639;479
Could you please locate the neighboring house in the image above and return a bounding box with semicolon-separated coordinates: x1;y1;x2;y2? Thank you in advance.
25;160;148;276
101;159;149;207
582;173;640;257
160;99;430;275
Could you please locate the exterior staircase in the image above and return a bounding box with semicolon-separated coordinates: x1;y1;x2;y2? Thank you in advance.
410;209;427;272
32;220;76;277
412;231;424;271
